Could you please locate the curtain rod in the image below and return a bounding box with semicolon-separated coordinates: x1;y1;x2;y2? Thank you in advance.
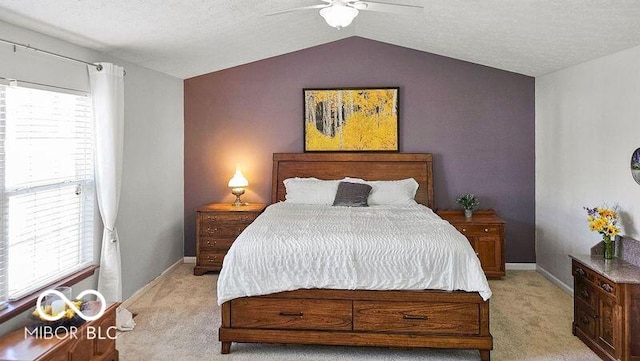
0;37;103;71
0;76;88;95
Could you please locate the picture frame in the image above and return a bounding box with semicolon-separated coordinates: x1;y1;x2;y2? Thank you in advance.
303;87;399;152
632;147;640;185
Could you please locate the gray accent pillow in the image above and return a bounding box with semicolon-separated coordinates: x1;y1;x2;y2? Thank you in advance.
332;182;373;207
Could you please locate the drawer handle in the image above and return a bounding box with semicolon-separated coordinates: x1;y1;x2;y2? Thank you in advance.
206;240;217;246
461;228;466;232
575;268;586;277
402;314;428;320
484;228;489;232
207;256;218;260
593;314;599;319
600;282;613;293
207;227;219;232
207;216;218;221
580;315;590;325
475;252;480;257
580;289;590;299
279;312;303;317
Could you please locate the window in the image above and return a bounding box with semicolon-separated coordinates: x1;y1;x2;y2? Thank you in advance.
0;83;94;304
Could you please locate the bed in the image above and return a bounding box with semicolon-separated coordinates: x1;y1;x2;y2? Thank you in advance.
218;153;493;361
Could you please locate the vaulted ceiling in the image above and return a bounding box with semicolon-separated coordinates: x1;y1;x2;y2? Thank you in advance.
1;1;640;79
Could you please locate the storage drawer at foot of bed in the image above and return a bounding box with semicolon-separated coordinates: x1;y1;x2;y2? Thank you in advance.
353;301;480;335
230;298;352;330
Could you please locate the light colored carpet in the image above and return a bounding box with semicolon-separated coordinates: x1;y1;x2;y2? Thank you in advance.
117;264;599;361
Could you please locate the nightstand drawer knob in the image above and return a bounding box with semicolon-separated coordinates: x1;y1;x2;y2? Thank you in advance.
462;228;466;232
475;252;480;257
207;255;217;260
484;228;489;232
206;216;218;222
600;282;613;293
580;289;590;299
206;240;217;247
576;268;586;277
206;227;219;232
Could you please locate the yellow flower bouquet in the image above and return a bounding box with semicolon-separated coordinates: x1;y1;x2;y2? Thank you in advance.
584;206;620;259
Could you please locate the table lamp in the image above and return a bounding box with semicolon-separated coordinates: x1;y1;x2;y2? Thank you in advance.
228;164;249;206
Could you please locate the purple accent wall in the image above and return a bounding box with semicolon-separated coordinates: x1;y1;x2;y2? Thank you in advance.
184;37;535;262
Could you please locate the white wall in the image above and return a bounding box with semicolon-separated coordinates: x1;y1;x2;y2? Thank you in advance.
0;21;184;334
536;44;640;289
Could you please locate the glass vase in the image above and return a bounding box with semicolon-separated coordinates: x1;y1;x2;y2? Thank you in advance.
603;235;614;260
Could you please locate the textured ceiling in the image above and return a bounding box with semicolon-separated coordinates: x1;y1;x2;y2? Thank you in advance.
1;1;640;78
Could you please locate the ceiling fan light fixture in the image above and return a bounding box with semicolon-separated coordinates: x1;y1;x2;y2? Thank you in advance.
320;4;359;29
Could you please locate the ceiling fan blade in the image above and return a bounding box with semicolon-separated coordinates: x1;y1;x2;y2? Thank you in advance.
266;4;328;16
355;1;423;15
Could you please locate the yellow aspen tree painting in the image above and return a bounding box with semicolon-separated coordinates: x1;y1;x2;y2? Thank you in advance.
304;88;399;151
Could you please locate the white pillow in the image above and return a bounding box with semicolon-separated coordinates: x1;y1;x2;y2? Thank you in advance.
344;177;419;205
283;177;341;205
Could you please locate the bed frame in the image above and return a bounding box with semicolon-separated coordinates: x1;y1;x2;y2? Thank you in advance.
219;153;492;360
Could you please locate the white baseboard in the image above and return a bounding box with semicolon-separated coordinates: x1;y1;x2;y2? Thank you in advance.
183;256;196;264
121;258;185;308
536;265;573;295
506;263;537;270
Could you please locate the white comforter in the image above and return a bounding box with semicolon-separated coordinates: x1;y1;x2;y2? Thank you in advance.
217;203;492;304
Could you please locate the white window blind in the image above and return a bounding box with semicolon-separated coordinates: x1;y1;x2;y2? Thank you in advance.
0;83;94;302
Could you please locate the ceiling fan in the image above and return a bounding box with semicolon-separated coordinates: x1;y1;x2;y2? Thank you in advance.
267;0;424;29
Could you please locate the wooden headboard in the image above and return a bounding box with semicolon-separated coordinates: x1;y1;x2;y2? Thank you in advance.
271;153;434;208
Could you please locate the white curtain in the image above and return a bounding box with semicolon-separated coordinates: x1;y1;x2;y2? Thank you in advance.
88;63;133;330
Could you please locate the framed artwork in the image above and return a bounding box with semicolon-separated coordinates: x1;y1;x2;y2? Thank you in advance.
632;147;640;185
304;87;399;152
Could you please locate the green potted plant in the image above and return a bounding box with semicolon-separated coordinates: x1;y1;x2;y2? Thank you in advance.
456;193;479;218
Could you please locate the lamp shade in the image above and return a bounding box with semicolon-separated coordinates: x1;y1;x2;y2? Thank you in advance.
228;166;249;188
320;4;359;29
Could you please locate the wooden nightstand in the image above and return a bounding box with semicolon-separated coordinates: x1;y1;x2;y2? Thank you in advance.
0;302;118;361
437;209;506;279
194;203;266;275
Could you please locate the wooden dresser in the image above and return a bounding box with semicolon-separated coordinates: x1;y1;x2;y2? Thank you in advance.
0;302;118;361
437;210;506;279
570;254;640;361
194;203;266;275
